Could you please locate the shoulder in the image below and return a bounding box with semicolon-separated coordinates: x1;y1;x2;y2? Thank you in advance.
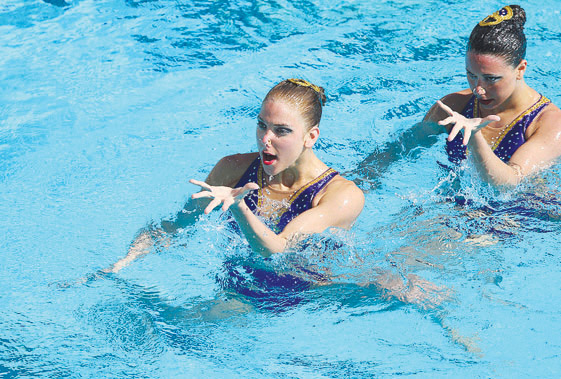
423;89;473;123
536;100;561;126
206;152;259;187
316;175;365;214
528;101;561;142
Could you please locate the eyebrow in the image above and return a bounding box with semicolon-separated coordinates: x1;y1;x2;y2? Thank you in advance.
466;69;501;77
257;117;292;128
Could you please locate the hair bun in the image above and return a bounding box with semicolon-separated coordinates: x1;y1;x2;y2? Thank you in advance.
478;5;525;29
509;5;526;29
317;86;327;106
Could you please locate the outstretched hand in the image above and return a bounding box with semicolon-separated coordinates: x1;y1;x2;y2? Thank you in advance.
437;100;500;146
189;179;259;214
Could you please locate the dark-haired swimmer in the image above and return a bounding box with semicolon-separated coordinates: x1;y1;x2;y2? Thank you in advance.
106;79;364;273
356;5;561;189
424;5;561;187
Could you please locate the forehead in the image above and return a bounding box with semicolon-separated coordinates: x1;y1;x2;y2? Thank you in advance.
258;99;306;127
465;52;512;72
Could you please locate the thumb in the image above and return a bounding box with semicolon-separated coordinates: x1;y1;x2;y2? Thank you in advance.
245;182;260;191
241;182;259;195
483;115;500;123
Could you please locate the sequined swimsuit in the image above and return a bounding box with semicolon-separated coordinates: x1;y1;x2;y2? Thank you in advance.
446;95;551;164
234;156;338;234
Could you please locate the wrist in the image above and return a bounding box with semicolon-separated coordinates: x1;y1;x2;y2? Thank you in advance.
468;130;487;148
231;198;250;215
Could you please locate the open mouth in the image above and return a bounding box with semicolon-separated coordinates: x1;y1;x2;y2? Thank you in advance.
479;98;493;106
262;152;277;165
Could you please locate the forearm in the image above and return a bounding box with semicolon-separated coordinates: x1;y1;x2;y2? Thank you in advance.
358;122;444;180
469;132;522;186
229;201;288;258
102;227;162;273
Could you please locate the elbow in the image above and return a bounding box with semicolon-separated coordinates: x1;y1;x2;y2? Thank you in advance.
486;163;524;188
256;243;285;258
253;234;289;258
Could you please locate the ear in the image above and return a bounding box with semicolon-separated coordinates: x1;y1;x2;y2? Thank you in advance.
304;125;320;148
516;59;527;80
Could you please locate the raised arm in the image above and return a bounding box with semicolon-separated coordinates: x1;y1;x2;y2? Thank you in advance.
192;176;364;258
353;97;458;187
102;154;252;274
355;121;444;186
436;100;561;186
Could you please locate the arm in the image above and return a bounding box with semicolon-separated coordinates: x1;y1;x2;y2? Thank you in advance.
103;154;258;273
104;153;258;274
102;196;206;273
356;121;444;185
192;177;364;258
241;178;364;257
474;109;561;185
353;95;465;186
437;101;561;186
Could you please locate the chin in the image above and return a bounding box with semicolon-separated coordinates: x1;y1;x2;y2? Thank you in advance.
479;100;500;111
262;164;278;177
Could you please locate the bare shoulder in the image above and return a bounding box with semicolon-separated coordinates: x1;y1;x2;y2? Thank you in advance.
424;89;473;122
206;152;259;187
537;101;561;127
316;175;365;211
530;101;561;138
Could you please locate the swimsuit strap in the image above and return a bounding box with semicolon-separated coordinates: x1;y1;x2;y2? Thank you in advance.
478;95;551;162
274;167;338;233
475;95;551;151
234;155;338;233
447;95;551;163
234;156;261;213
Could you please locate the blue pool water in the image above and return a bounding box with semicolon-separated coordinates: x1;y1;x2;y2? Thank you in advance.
2;0;561;377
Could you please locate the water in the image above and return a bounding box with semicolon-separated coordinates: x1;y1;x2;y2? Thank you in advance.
2;0;561;377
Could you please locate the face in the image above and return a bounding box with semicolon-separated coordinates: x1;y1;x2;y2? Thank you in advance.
465;52;526;111
256;99;318;177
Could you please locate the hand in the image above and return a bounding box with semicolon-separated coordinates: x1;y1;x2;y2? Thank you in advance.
189;179;259;214
437;100;500;146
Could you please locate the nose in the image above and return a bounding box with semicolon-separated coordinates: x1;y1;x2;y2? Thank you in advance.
472;82;486;97
260;129;274;146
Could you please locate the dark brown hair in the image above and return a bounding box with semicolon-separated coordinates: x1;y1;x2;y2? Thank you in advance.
468;5;526;67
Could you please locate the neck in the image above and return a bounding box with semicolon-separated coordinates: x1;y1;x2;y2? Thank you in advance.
266;149;327;191
482;81;537;116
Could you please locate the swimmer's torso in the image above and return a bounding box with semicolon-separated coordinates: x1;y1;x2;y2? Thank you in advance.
235;155;338;233
446;94;551;164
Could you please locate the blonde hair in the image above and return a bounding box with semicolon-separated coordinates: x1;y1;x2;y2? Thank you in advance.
263;79;327;130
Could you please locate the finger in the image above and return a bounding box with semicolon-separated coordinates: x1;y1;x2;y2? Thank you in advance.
241;182;259;194
191;191;213;199
462;128;472;146
232;182;259;199
221;197;234;211
189;179;212;190
447;123;464;142
245;182;260;190
204;198;222;214
480;115;501;127
438;116;456;126
436;100;454;116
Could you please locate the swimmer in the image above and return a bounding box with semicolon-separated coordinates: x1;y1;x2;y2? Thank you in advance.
424;5;561;186
105;79;364;273
356;5;561;189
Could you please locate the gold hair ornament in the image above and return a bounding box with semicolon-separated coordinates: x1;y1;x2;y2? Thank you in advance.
287;78;322;94
479;6;513;27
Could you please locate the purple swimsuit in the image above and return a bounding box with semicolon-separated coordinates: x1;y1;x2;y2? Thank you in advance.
446;95;551;164
235;156;338;234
